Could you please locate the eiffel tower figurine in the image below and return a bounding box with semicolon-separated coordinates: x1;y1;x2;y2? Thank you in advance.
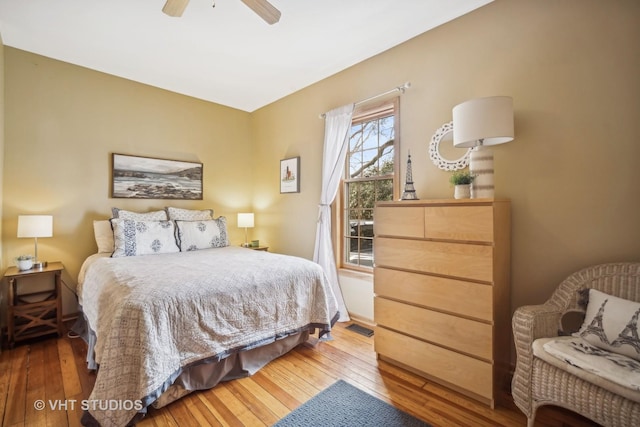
401;151;418;200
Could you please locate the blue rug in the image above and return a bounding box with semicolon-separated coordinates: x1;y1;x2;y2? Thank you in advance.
273;380;431;426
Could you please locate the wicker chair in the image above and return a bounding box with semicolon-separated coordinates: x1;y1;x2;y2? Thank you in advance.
512;262;640;427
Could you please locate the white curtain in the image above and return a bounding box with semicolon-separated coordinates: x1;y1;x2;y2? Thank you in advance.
313;103;355;322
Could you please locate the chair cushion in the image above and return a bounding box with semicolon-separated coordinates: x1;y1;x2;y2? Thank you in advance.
533;336;640;403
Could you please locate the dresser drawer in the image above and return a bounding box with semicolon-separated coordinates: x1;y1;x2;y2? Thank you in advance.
374;297;492;360
374;206;424;238
375;327;493;400
374;268;492;321
375;237;494;282
424;205;494;242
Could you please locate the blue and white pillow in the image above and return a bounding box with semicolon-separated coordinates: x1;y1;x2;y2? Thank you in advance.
175;218;229;251
111;219;179;257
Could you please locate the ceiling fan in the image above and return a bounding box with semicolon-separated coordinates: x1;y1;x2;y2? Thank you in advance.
162;0;281;25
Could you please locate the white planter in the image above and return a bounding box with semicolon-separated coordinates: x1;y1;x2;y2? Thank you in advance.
454;184;471;199
17;259;33;271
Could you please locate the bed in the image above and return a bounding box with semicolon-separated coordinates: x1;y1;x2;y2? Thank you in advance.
76;211;339;427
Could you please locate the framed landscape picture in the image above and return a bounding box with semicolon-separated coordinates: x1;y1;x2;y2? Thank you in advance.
111;153;203;199
280;157;300;193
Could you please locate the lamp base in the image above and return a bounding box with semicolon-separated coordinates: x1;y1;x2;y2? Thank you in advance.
469;145;495;199
33;261;48;269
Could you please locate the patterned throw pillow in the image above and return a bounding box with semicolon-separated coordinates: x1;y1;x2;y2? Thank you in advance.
166;207;214;221
111;219;179;257
575;289;640;361
111;208;168;221
175;218;229;251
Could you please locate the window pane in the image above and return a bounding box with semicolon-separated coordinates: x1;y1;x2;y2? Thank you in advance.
359;238;374;267
360;181;375;209
379;151;394;175
376;179;394;202
362;122;379;150
348;182;360;209
349;151;362;178
379;116;394;140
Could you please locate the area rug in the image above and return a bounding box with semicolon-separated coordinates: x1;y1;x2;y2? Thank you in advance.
273;380;431;426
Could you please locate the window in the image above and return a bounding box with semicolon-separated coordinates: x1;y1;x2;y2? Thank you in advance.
341;99;399;270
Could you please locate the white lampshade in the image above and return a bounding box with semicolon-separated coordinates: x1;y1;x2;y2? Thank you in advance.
237;213;254;228
17;215;53;238
452;96;514;148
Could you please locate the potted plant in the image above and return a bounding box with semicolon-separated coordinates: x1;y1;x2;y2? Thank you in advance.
15;254;34;271
449;170;475;199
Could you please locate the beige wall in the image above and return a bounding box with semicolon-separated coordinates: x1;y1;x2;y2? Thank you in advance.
3;48;254;315
1;0;639;322
251;0;640;318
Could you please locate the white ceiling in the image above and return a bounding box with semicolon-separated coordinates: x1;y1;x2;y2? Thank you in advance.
0;0;492;112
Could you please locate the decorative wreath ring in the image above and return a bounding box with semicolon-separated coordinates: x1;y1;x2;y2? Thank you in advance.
428;121;471;171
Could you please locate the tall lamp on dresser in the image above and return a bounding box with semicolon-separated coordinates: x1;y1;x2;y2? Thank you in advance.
373;199;510;408
452;96;514;199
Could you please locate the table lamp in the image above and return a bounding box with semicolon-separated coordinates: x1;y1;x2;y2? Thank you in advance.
453;96;514;198
237;213;254;248
17;215;53;268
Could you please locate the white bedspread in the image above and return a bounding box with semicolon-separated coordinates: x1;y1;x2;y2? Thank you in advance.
78;246;339;427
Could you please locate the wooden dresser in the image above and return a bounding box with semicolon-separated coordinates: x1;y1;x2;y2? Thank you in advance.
373;199;510;408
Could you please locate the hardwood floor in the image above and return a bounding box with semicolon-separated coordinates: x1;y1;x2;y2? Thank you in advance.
0;321;600;427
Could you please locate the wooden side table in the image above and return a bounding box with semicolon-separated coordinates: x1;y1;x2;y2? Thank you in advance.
4;262;64;347
250;246;269;252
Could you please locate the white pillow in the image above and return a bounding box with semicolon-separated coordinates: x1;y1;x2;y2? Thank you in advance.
166;207;214;221
93;220;115;253
111;208;168;220
175;218;229;251
575;289;640;361
111;219;179;257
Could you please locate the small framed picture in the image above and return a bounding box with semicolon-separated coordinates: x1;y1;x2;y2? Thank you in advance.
280;157;300;193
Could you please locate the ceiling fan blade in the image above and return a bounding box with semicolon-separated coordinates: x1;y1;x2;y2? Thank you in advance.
162;0;190;17
240;0;281;25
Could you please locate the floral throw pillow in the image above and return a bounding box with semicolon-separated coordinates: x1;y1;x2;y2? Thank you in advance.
575;289;640;361
175;218;229;251
111;219;179;257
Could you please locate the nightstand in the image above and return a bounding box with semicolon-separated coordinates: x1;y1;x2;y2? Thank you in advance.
4;262;64;347
250;246;269;251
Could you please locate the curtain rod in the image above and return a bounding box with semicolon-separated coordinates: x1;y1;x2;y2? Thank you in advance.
319;82;411;119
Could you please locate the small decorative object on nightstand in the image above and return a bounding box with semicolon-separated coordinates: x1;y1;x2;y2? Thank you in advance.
4;261;64;347
15;254;34;271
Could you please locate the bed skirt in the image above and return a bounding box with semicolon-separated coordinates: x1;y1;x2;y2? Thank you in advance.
73;316;312;425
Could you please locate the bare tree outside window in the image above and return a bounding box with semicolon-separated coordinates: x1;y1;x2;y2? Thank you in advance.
343;101;399;269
